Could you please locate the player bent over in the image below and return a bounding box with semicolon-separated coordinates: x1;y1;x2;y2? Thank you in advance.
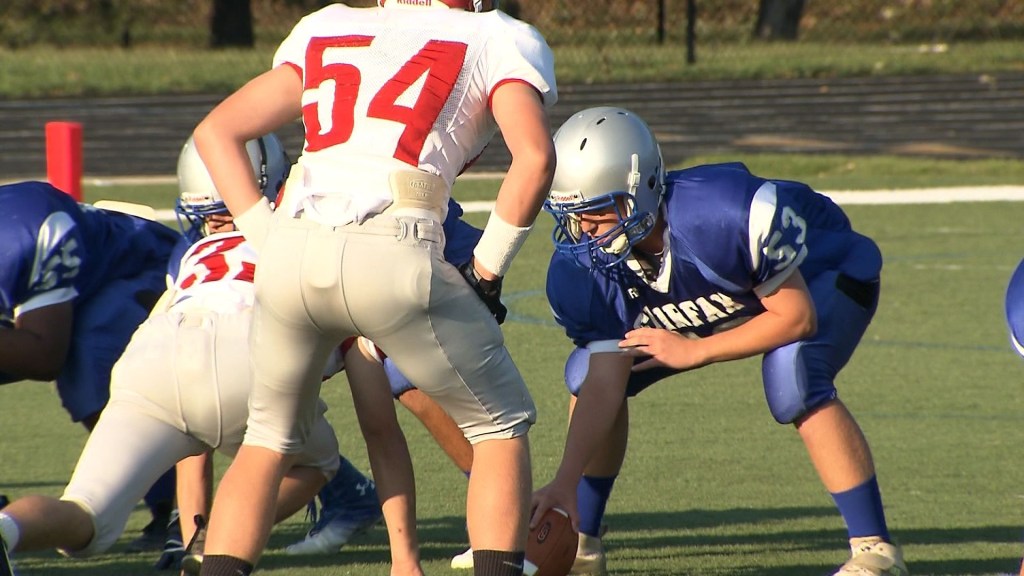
176;134;383;562
190;0;557;575
0;180;182;564
0;135;371;575
531;107;908;576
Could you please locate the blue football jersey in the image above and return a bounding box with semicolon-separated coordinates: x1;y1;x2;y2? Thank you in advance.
1006;257;1024;357
0;181;182;324
547;162;882;348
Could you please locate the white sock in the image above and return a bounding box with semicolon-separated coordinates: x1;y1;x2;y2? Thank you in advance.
0;513;20;550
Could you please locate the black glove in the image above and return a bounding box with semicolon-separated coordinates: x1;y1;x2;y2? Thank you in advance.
458;260;508;325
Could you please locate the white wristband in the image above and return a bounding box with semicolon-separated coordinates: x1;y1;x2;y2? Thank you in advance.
473;211;533;277
234;196;273;253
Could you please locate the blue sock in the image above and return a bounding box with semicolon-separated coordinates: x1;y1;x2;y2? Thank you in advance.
577;475;616;537
830;475;890;541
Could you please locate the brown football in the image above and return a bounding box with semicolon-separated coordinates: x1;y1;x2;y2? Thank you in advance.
525;507;578;576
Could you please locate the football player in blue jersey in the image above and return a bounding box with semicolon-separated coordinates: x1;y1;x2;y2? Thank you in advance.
0;180;183;558
530;107;907;576
1006;258;1024;361
1007;258;1024;576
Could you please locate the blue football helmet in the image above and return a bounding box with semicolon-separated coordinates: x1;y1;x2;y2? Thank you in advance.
544;106;665;270
175;133;290;242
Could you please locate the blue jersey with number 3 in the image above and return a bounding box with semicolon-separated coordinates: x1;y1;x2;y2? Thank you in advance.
547;162;882;348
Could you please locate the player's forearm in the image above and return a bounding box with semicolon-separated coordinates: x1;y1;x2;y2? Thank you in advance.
696;308;815;365
364;432;421;568
493;144;556;227
473;144;555;280
191;124;264;217
555;376;627;485
176;452;214;546
491;84;556;228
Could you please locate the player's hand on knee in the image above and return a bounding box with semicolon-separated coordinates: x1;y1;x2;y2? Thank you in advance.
458;259;508;324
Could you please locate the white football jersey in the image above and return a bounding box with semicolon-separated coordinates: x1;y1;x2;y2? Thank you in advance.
168;232;257;313
272;2;557;223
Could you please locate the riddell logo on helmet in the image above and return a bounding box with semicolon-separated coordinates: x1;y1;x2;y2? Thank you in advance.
548;190;583;204
396;0;433;5
180;192;213;205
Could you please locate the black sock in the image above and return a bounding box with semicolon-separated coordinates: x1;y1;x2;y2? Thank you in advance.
473;549;527;576
199;555;253;576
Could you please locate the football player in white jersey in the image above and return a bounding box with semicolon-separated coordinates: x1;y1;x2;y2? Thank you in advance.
0;134;376;576
190;0;557;575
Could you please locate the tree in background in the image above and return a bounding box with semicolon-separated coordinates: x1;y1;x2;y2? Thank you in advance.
754;0;804;40
211;0;254;47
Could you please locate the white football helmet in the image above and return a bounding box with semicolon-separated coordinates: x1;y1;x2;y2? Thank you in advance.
175;133;291;241
544;106;665;270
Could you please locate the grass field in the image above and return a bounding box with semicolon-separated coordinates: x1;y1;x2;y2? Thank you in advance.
1;178;1023;576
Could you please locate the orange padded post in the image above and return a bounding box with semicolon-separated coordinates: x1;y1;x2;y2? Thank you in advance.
46;121;84;201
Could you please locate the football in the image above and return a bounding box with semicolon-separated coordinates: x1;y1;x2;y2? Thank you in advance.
525;507;578;576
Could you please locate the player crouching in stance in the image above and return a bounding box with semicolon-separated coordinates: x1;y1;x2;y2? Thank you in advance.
531;107;908;576
174;134;383;568
0;179;182;574
0;134;377;576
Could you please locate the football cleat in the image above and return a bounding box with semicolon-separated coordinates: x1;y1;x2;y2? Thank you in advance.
450;547;473;570
284;474;382;555
570;532;607;576
833;538;908;576
283;511;382;555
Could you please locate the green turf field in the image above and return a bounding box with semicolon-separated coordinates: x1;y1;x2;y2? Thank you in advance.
1;183;1022;575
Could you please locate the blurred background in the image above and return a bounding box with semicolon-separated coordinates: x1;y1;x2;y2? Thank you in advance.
3;1;1021;69
1;1;1021;177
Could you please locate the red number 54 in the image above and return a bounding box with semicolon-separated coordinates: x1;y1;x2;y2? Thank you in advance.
302;35;468;166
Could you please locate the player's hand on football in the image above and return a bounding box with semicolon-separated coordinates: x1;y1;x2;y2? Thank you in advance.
530;481;579;533
458;258;508;324
619;327;706;371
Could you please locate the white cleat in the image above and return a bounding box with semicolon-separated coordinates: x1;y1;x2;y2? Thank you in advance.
450;547;474;569
833;537;908;576
284;512;382;555
569;533;607;576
